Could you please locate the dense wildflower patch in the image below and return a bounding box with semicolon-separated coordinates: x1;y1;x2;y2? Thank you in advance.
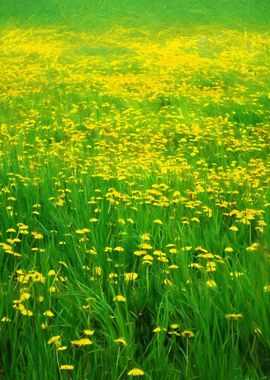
0;25;270;379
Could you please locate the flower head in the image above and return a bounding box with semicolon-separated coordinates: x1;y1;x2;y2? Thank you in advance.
128;368;145;376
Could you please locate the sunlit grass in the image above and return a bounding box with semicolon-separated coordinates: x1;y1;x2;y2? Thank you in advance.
0;5;270;379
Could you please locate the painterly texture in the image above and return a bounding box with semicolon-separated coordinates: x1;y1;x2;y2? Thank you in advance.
0;1;270;379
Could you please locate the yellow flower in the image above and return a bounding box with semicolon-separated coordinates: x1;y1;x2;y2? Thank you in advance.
113;295;126;302
163;279;172;286
225;313;243;321
37;295;44;302
84;329;94;336
32;232;43;240
71;338;92;346
127;368;145;376
229;225;239;232
114;246;124;252
75;228;90;235
264;285;270;293
57;346;68;351
124;272;138;281
19;292;31;301
170;324;180;329
153;327;166;333
113;338;127;346
1;316;11;322
142;255;153;264
43;310;54;317
47;335;61;345
181;330;195;338
141;233;151;241
6;228;16;233
59;365;74;370
206;261;216;272
139;243;152;250
153;219;163;225
197;253;214;259
206;280;217;288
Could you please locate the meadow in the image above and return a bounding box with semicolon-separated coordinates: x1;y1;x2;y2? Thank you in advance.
0;1;270;379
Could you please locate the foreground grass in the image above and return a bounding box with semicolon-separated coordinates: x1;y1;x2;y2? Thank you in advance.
0;22;270;379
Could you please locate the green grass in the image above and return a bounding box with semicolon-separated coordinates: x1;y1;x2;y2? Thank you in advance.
1;0;270;30
0;1;270;379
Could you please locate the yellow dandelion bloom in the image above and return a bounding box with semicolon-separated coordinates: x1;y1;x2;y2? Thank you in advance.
153;327;166;333
113;295;126;302
57;346;68;351
139;243;152;250
264;285;270;293
48;270;56;276
59;365;74;370
6;228;16;233
113;246;124;252
197;253;214;259
229;225;239;232
225;313;243;320
75;228;90;235
47;335;61;345
181;330;195;338
84;329;94;336
169;264;179;269
71;338;92;346
124;273;138;281
170;324;180;329
43;310;54;317
206;261;216;272
141;233;151;241
127;368;145;376
1;316;11;322
206;280;217;288
114;338;127;346
134;250;146;256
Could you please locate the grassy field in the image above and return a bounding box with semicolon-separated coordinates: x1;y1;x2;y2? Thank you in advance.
0;1;270;379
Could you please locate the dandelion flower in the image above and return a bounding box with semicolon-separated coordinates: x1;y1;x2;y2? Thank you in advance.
113;295;126;302
47;335;61;345
181;330;195;338
84;329;94;336
57;346;68;351
114;338;127;346
127;368;145;376
59;365;74;370
206;280;217;288
43;310;54;317
225;313;243;320
124;273;138;281
71;338;92;346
